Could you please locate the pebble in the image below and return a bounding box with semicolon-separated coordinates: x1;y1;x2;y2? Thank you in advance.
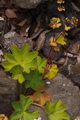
34;117;42;120
4;31;16;39
46;81;51;85
74;116;80;120
0;50;3;56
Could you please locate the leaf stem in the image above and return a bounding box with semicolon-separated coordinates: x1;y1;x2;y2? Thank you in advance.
42;28;56;79
32;103;44;108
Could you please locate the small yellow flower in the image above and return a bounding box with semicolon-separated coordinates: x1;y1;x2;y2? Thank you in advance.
57;6;65;11
65;25;71;31
65;17;70;23
50;37;57;46
71;17;78;26
54;46;60;51
50;34;67;47
49;17;62;29
56;35;67;45
57;0;65;4
45;64;59;79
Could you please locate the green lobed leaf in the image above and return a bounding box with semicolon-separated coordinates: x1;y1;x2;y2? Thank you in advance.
22;60;37;73
2;61;17;71
44;101;55;114
12;73;25;84
23;51;38;64
11;45;22;63
10;111;23;120
52;100;67;113
25;70;44;90
48;112;70;120
11;66;22;75
18;74;25;83
2;43;39;83
20;95;32;111
35;56;47;73
44;100;70;120
4;53;17;63
23;111;40;120
12;101;22;111
56;35;66;45
10;95;40;120
21;43;30;61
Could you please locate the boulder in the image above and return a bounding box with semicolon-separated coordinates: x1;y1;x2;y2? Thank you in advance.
30;74;80;120
47;73;80;119
0;68;18;114
0;67;80;119
11;0;48;9
0;32;34;51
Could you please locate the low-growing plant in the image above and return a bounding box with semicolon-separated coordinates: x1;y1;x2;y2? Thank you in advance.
44;100;70;120
2;44;46;84
1;42;70;120
10;95;40;120
1;44;47;93
10;95;70;120
2;43;59;94
1;0;78;119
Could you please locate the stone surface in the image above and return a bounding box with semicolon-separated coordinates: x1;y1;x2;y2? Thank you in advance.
0;68;80;119
47;73;80;120
0;68;18;114
11;0;48;9
42;31;63;60
0;32;34;51
72;0;80;8
30;74;80;120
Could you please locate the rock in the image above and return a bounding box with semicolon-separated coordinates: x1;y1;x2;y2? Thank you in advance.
68;64;80;86
11;0;48;9
0;20;11;35
42;31;63;60
0;32;34;51
68;63;80;75
29;105;48;120
0;68;18;114
29;74;80;120
74;116;80;120
72;0;80;8
47;73;80;119
0;0;5;7
1;67;80;119
0;19;5;34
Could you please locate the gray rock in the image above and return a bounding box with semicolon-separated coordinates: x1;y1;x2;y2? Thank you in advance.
11;0;48;9
42;31;63;60
0;68;18;114
0;32;34;51
47;73;80;119
30;74;80;120
1;66;80;119
72;0;80;8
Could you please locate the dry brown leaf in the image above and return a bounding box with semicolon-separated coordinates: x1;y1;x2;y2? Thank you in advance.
58;58;65;65
5;9;17;18
18;19;27;26
0;17;4;21
32;91;50;106
19;26;30;37
68;41;80;54
4;116;9;120
36;30;50;51
69;63;80;74
77;53;80;64
19;27;28;36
